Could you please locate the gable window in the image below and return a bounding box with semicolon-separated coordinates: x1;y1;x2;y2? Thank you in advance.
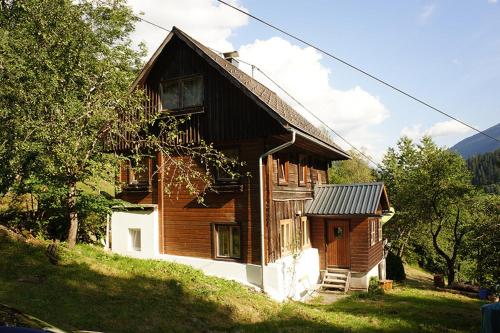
301;216;310;247
370;219;377;246
124;157;152;191
160;75;203;111
298;155;308;186
277;157;289;185
280;219;293;254
216;149;239;182
215;224;241;259
128;228;141;251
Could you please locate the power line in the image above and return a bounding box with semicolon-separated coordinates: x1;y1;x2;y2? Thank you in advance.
216;0;500;144
136;15;380;167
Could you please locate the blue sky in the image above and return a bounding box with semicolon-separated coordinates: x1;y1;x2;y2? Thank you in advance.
129;0;500;161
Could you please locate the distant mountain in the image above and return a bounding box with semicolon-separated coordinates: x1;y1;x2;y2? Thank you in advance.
451;123;500;159
466;148;500;194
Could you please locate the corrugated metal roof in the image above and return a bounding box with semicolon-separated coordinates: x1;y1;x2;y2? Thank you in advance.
305;182;387;216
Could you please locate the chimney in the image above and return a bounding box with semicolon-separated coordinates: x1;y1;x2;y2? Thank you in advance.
223;51;240;68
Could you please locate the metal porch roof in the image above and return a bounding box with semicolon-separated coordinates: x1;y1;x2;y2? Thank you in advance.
305;182;389;216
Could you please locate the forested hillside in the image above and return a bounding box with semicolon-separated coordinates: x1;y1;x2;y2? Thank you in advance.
451;123;500;158
467;149;500;193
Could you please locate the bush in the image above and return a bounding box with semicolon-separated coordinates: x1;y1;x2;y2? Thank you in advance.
386;251;406;281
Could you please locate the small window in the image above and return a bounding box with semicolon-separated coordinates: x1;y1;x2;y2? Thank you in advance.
277;157;288;185
298;155;308;186
378;219;383;242
216;149;239;182
280;219;293;254
334;226;344;239
301;216;310;247
160;76;203;111
215;224;240;259
317;171;323;185
370;220;376;246
129;228;141;251
124;157;151;191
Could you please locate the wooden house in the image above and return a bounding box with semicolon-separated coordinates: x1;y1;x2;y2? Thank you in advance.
110;27;392;301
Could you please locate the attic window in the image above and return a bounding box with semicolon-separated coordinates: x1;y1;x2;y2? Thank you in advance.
277;157;289;185
160;75;203;112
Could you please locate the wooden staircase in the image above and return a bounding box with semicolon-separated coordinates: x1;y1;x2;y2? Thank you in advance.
321;267;350;292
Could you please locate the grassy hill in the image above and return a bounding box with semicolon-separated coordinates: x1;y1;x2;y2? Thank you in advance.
0;229;485;333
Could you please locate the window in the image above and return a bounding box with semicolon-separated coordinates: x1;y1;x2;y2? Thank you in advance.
301;217;310;247
129;228;141;251
215;224;240;259
334;226;344;239
216;149;239;182
277;157;288;185
280;219;293;254
378;219;383;242
160;75;203;111
370;219;377;246
298;155;308;186
124;157;152;191
317;171;323;185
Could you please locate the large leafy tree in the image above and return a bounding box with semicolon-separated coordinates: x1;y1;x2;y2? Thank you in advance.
0;0;237;247
328;150;375;184
379;136;474;285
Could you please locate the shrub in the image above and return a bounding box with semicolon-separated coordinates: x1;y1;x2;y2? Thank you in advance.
386;251;406;281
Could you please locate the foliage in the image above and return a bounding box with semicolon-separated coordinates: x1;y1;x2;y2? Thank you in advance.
328;149;375;184
0;0;239;246
0;234;485;332
466;148;500;194
386;251;406;281
378;136;476;285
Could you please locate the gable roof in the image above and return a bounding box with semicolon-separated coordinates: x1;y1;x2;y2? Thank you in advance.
132;26;350;159
305;182;390;216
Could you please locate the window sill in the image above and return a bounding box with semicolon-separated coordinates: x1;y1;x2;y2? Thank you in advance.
162;106;205;116
213;183;243;192
214;256;241;262
123;184;152;193
278;181;289;186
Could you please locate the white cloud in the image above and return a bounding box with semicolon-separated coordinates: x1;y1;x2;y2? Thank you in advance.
488;0;497;4
401;120;472;140
127;0;249;57
237;37;390;155
419;4;436;23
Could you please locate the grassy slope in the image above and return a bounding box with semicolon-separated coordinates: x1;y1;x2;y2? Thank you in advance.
0;233;484;333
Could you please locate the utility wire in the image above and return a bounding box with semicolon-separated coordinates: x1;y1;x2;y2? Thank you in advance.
216;0;500;144
136;15;380;167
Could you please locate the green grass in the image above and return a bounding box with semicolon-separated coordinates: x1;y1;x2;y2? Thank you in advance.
0;231;484;333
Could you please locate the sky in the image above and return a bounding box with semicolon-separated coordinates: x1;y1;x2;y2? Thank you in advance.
127;0;500;162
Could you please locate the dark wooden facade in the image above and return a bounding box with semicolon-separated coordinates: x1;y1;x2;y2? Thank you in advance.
117;28;386;276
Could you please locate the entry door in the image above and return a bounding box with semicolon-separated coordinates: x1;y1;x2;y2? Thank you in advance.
326;220;350;268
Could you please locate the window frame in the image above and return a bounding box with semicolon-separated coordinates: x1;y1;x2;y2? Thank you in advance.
280;219;294;255
128;228;141;252
277;157;289;185
301;216;310;248
213;223;241;260
370;219;377;246
298;155;308;187
159;74;204;113
123;157;152;192
378;219;383;242
216;148;240;183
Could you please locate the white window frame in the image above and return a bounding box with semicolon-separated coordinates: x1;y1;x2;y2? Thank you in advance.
301;216;310;247
370;220;376;246
378;219;383;242
215;224;241;259
128;228;141;252
280;219;293;255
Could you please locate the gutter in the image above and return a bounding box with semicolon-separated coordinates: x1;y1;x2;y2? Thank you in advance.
259;130;296;292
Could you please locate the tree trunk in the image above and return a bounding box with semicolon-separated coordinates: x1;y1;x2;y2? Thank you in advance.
447;261;455;286
67;180;78;249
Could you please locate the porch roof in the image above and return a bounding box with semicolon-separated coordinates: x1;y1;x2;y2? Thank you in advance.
305;182;390;216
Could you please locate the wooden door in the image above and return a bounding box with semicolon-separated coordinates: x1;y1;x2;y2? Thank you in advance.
326;220;350;268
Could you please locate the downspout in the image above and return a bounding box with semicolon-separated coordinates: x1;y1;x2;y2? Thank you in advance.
259;130;296;291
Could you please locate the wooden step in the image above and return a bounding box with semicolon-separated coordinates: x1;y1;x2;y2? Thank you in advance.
327;267;350;273
322;283;345;290
323;278;347;284
324;273;348;279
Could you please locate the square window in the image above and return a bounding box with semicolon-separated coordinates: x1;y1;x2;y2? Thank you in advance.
129;228;141;251
182;76;203;107
160;81;180;110
215;224;240;259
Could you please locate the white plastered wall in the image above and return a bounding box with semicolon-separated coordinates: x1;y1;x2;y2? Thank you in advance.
350;260;383;290
110;206;159;258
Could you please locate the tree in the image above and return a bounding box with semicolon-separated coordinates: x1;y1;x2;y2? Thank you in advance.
379;136;474;285
328;150;375;184
0;0;237;247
